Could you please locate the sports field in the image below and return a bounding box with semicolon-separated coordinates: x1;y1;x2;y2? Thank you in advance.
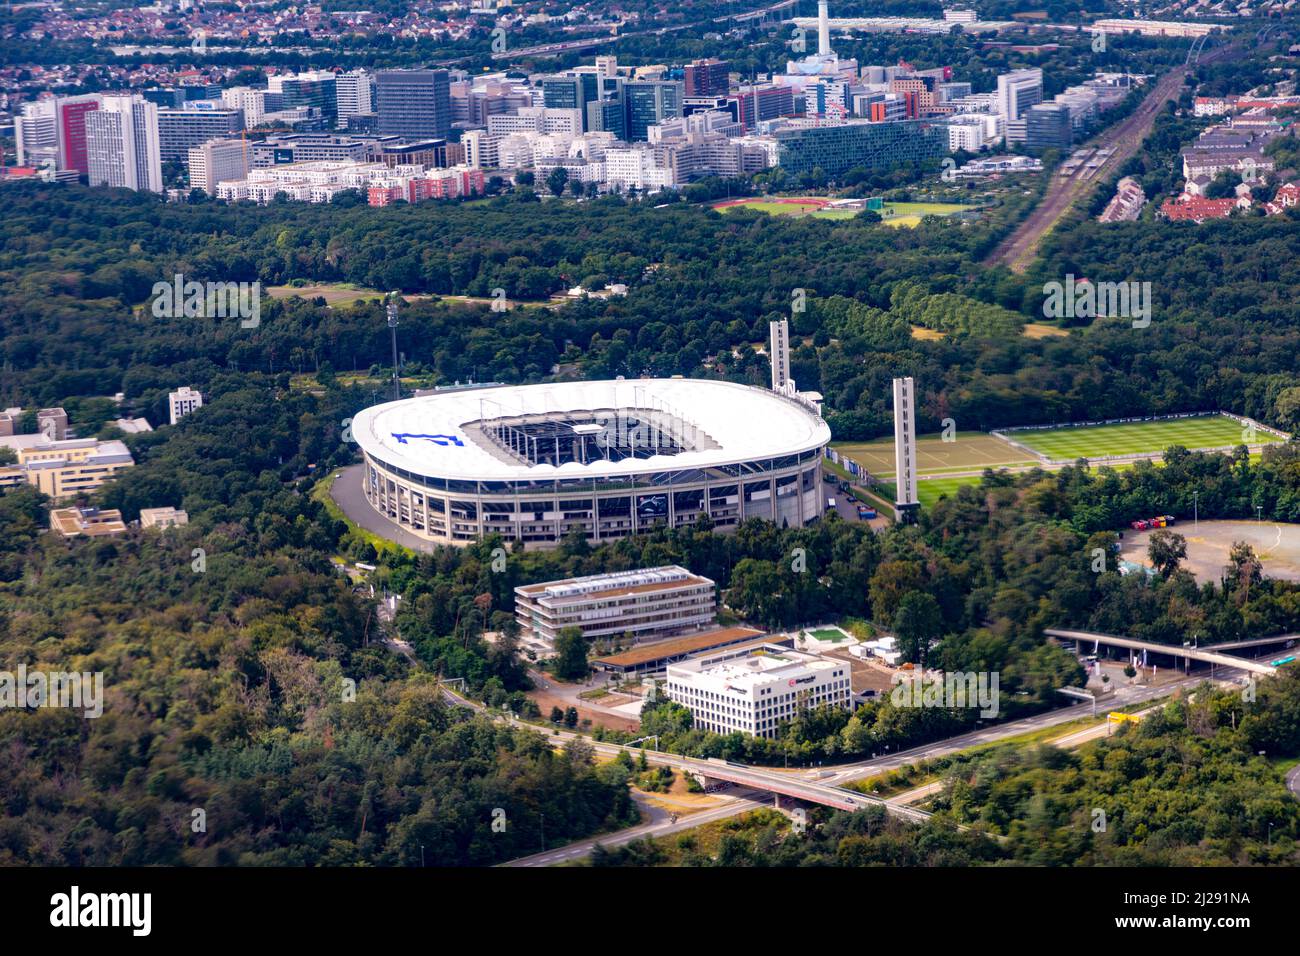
711;197;969;226
1003;414;1284;461
875;201;970;228
833;431;1035;480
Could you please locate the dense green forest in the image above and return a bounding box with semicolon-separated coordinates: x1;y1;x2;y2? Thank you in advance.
4;48;1300;865
592;669;1300;866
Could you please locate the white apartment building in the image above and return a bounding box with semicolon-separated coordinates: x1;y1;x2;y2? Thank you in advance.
220;87;269;129
666;645;853;738
996;69;1043;124
335;71;374;121
169;386;203;425
946;113;1004;151
140;506;189;529
188;138;252;194
86;95;162;192
604;146;675;192
215;160;388;203
515;566;717;648
487;106;584;137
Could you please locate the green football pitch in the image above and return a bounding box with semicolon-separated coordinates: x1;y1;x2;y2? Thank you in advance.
1004;415;1283;461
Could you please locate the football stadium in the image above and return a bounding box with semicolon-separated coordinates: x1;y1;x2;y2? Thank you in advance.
350;379;832;547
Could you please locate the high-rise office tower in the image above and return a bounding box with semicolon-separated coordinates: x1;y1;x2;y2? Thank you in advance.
335;71;374;124
85;95;162;192
157;105;246;163
892;377;920;524
684;59;731;98
14;100;58;167
376;69;452;140
623;80;683;142
270;71;338;124
55;95;102;176
996;69;1044;123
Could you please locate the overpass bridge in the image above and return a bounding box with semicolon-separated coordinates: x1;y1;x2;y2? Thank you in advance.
680;757;932;822
1045;628;1278;676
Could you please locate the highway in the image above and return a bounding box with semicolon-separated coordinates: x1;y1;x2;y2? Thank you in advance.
468;670;1218;866
1045;628;1278;676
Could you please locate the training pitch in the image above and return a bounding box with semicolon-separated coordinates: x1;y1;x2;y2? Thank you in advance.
1003;415;1283;462
834;431;1034;481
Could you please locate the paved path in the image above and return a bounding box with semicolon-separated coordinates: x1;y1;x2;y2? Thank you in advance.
329;464;439;553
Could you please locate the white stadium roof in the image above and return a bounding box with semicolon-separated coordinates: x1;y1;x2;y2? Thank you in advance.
351;379;830;482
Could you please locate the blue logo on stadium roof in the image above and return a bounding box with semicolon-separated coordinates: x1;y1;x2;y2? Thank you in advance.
391;433;464;447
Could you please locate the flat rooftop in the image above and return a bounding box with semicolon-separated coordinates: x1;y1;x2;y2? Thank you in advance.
592;626;765;670
517;565;713;605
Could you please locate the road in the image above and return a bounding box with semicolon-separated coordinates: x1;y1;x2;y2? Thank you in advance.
504;790;771;867
986;68;1186;274
1287;764;1300;801
473;670;1220;865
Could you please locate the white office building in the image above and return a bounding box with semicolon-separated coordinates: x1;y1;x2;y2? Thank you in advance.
666;644;853;738
14;100;58;168
996;69;1043;125
188;138;252;194
946;113;1004;151
515;566;717;648
169;386;203;425
335;71;374;122
86;95;162;192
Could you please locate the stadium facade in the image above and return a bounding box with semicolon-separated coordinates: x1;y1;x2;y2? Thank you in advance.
350;378;831;547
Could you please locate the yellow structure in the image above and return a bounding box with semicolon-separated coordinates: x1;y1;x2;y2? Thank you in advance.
0;436;135;500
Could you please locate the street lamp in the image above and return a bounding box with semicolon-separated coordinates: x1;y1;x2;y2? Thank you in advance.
1193;491;1198;528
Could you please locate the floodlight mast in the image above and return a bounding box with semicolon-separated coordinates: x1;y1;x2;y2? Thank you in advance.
386;292;401;400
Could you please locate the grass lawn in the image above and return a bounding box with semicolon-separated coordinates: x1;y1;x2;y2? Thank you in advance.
833;431;1035;481
1005;414;1283;461
877;201;970;228
309;471;414;558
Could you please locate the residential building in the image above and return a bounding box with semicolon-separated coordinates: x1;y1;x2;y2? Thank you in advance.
49;507;128;538
169;386;203;425
86;95;162;192
666;644;853;738
140;506;190;529
771;119;947;178
187;138;252;194
376;69;452;140
1099;176;1147;223
514;566;717;649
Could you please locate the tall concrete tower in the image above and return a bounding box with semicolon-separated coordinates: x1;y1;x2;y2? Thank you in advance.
769;319;791;392
817;0;832;57
892;377;920;524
